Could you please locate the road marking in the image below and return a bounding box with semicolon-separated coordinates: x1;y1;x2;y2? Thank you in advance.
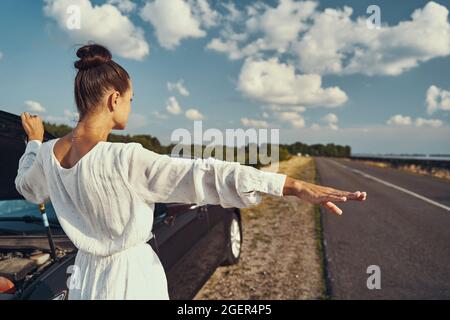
330;160;450;212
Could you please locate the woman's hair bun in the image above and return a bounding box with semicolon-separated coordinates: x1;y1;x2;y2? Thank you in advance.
74;43;112;70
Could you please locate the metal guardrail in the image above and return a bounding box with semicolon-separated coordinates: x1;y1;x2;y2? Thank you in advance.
350;154;450;171
351;154;450;162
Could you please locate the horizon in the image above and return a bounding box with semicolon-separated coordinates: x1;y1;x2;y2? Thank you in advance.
0;0;449;154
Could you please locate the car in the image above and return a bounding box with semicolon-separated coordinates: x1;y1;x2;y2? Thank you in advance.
0;110;243;300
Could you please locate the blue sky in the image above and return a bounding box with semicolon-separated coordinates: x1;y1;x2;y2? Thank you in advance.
0;0;449;154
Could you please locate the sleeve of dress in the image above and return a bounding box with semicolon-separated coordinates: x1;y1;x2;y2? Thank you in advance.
128;143;287;208
15;140;49;204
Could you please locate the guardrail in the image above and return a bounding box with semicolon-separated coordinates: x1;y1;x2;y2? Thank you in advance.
350;155;450;172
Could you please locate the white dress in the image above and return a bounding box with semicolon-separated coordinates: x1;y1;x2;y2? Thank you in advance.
15;138;287;300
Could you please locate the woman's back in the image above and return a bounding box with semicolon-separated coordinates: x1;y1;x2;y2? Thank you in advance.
16;138;175;299
44;138;155;256
52;134;104;170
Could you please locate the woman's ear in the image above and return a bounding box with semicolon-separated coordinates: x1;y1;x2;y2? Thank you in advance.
107;91;120;112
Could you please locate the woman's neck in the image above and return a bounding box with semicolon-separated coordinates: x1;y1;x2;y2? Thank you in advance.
72;113;113;143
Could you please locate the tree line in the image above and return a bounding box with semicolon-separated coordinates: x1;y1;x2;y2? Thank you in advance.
281;142;351;158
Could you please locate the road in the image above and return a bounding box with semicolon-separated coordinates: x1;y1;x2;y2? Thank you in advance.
315;157;450;299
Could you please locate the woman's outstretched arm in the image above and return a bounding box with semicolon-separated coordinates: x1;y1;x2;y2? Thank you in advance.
128;143;367;215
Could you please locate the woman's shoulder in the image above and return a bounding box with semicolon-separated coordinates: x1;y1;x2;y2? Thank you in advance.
103;141;144;153
40;138;58;153
107;142;168;174
102;141;165;163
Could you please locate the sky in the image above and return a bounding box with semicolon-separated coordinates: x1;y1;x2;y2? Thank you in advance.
0;0;449;154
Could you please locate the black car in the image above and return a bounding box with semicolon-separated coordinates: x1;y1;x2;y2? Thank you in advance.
0;110;243;300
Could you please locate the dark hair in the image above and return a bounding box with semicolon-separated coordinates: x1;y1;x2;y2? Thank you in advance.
74;44;130;118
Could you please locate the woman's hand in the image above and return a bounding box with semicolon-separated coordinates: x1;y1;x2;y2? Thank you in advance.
20;112;44;142
282;176;367;216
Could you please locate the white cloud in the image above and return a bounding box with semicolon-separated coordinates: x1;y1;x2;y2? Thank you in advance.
167;79;190;96
240;118;269;128
309;113;339;130
387;114;413;126
238;57;348;107
263;104;306;113
322;113;339;130
207;1;450;77
275;111;305;128
166;96;182;115
206;38;243;60
221;2;242;23
426;85;450;114
206;36;266;60
43;0;149;60
259;104;307;128
205;2;249;59
63;109;79;121
43;109;79;125
219;25;248;43
387;114;443;128
245;0;317;54
152;111;169;120
185;108;205;120
106;0;136;13
322;113;338;124
25;100;46;113
207;0;317;59
188;0;221;28
140;0;206;50
294;1;450;76
0;51;3;60
207;33;268;61
415;117;443;128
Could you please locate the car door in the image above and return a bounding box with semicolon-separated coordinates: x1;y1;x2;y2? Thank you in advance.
204;204;233;266
151;202;212;299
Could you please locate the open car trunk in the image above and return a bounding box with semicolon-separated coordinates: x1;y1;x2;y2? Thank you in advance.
0;110;71;298
0;110;55;200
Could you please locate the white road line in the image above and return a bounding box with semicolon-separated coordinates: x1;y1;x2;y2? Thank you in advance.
329;159;450;212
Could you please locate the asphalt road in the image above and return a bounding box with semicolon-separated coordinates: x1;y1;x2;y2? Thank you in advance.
315;157;450;299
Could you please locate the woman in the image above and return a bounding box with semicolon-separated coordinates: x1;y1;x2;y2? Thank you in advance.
15;44;367;300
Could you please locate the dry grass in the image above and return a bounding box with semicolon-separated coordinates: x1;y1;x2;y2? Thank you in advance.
194;156;325;300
